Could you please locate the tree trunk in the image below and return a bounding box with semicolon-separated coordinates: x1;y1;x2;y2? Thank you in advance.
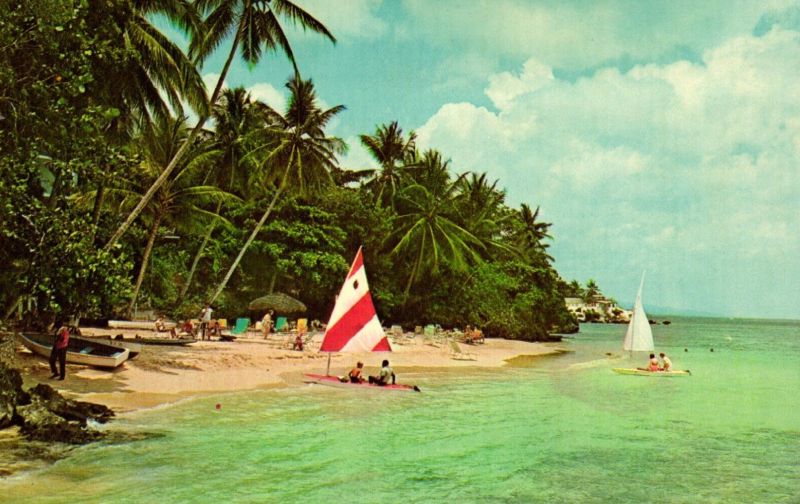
91;183;105;227
177;202;221;302
209;150;295;303
208;186;284;304
104;26;243;251
127;213;162;317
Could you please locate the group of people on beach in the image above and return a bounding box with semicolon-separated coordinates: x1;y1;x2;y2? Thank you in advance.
341;360;395;386
641;352;672;372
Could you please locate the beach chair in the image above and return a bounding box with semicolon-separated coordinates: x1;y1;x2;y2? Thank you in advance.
220;318;247;341
389;325;404;344
218;319;227;329
449;340;476;361
274;317;288;332
414;326;423;335
296;318;308;333
423;324;437;346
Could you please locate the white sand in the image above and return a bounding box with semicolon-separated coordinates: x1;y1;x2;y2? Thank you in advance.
18;327;565;413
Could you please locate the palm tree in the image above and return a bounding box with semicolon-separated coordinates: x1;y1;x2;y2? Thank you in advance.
406;149;451;195
359;121;417;207
390;174;486;295
455;172;512;257
584;279;600;303
95;116;234;314
116;0;208;122
515;203;553;263
208;76;345;302
178;87;270;300
105;0;336;249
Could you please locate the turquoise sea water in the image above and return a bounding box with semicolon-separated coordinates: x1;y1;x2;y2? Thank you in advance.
4;317;799;503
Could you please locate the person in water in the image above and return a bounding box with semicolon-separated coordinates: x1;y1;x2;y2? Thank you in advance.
368;359;395;386
659;352;672;371
347;362;365;383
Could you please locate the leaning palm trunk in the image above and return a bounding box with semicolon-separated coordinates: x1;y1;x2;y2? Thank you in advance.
209;151;294;303
178;201;222;302
104;27;243;251
128;213;162;316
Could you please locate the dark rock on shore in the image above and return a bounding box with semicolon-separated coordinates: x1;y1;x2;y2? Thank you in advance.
0;361;27;429
0;332;115;445
16;384;113;444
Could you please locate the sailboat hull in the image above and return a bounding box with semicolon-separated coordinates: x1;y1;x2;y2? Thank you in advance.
304;373;420;392
612;368;691;377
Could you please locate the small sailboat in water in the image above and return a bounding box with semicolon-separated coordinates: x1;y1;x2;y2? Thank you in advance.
613;273;690;377
304;247;420;391
622;272;654;353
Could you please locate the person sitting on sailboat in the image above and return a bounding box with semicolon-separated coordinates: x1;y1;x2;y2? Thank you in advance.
347;362;365;383
368;359;395;386
659;353;672;371
638;353;661;372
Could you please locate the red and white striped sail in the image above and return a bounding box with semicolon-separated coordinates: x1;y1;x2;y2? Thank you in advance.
319;247;391;353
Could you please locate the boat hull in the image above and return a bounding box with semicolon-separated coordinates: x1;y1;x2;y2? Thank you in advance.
19;333;129;369
130;336;195;346
83;336;142;359
304;373;420;392
97;335;195;346
612;368;691;377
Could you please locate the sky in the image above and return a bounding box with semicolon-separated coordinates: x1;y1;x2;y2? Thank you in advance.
172;1;800;319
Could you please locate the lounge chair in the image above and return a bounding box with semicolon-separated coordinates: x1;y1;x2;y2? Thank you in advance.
296;318;308;333
220;318;249;341
274;316;288;332
389;325;406;344
449;340;476;361
423;324;438;346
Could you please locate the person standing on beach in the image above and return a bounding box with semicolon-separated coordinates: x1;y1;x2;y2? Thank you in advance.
49;324;70;380
262;310;273;339
200;303;213;340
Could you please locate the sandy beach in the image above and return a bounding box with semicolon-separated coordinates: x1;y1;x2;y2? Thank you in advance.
12;328;566;414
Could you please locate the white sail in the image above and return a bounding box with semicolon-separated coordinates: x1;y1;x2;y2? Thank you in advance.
622;272;654;352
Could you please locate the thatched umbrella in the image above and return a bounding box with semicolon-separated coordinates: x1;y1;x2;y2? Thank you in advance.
247;292;307;314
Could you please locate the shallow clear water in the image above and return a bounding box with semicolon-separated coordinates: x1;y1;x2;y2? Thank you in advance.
4;317;800;503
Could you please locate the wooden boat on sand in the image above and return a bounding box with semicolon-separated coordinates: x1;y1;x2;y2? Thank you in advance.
97;335;195;346
18;332;130;369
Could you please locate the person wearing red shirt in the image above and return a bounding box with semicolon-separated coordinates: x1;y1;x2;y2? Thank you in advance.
49;324;70;380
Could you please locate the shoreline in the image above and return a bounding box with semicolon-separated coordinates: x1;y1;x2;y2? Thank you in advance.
13;327;567;415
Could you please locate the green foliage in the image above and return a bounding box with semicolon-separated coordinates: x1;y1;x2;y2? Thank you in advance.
0;1;577;341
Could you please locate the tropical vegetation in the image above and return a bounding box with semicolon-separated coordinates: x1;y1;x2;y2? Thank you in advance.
0;0;580;339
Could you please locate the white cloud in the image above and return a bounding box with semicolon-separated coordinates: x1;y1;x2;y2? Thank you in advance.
203;73;227;95
246;82;285;112
485;59;554;110
300;0;387;39
402;0;798;70
415;27;800;318
339;136;375;171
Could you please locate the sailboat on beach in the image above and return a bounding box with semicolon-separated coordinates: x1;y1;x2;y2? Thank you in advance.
304;247;420;391
613;272;691;376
